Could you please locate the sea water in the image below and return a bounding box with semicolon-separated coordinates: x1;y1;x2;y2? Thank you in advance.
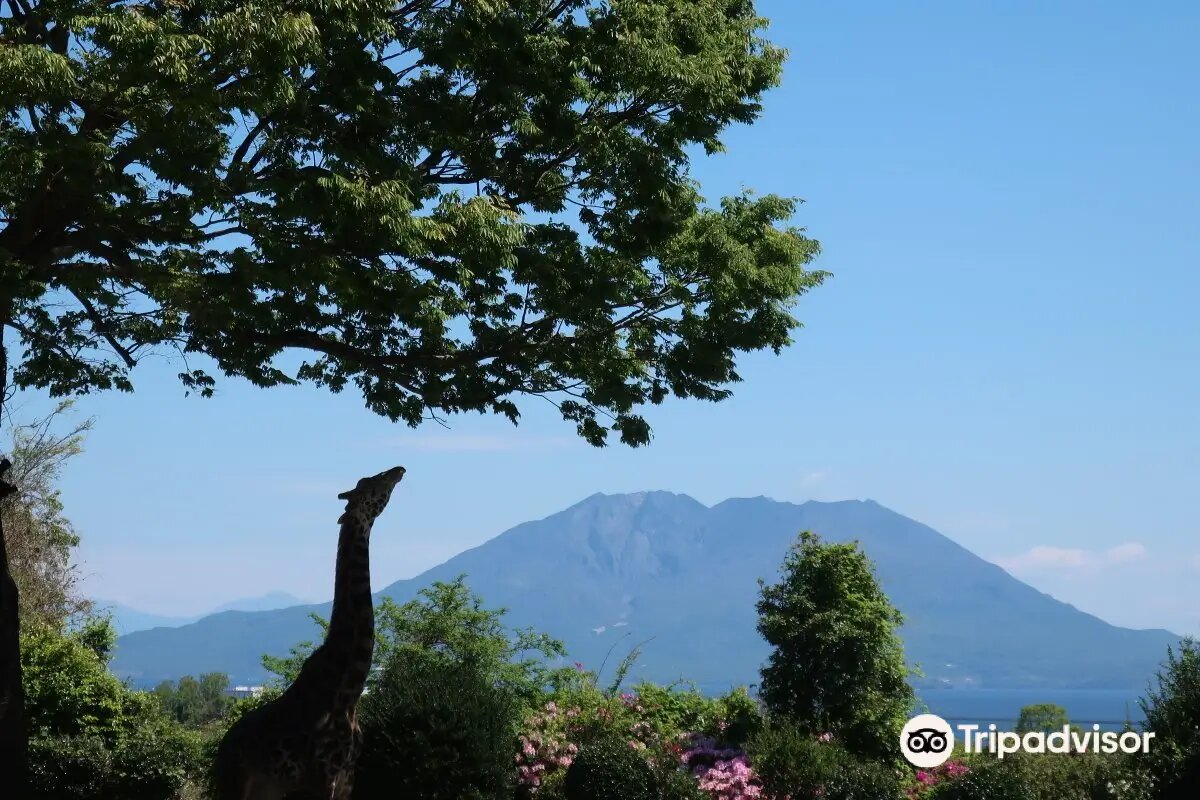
917;688;1145;733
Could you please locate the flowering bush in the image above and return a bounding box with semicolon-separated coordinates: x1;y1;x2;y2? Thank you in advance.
694;754;764;800
908;760;970;797
514;665;772;800
681;735;765;800
515;702;580;795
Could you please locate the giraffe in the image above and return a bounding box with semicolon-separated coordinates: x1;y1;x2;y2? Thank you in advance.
212;465;406;800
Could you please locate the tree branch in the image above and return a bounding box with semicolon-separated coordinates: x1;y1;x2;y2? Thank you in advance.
64;289;138;369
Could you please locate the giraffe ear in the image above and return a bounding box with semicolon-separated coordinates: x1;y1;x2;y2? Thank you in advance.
337;490;352;500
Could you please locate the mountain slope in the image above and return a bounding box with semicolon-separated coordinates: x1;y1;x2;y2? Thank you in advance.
110;493;1179;689
96;601;197;636
97;592;310;635
209;591;307;614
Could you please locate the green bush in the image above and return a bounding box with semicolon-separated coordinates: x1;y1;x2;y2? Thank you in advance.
352;651;521;800
111;723;205;799
22;617;202;800
1140;638;1200;800
749;719;901;800
28;735;113;800
927;759;1030;800
29;725;201;800
657;767;708;800
564;737;659;800
951;753;1149;800
714;686;765;748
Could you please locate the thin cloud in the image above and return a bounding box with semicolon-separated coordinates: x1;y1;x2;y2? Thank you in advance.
799;469;830;488
995;541;1148;572
1106;542;1147;564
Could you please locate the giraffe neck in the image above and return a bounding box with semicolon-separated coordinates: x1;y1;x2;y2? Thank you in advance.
323;513;376;709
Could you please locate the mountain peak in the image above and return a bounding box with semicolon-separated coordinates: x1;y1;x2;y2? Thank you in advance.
566;490;708;514
112;492;1181;691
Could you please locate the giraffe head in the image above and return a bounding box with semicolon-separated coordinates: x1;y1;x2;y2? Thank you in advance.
337;465;406;525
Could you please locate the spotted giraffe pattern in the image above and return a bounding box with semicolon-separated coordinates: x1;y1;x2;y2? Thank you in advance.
212;466;406;800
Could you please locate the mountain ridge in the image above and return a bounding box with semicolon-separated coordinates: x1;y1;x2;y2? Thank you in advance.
97;591;309;635
108;493;1179;690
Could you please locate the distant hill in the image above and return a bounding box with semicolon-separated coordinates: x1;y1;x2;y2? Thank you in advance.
208;591;307;615
110;493;1180;690
97;591;307;635
96;602;197;636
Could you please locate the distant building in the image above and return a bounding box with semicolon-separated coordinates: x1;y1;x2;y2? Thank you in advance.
225;685;265;700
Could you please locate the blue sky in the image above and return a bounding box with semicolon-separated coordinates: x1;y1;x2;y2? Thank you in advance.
14;2;1199;633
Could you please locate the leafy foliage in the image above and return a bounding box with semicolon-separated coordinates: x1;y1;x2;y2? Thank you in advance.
353;651;521;800
21;616;202;799
259;611;328;687
564;737;659;800
1015;703;1073;735
629;682;763;750
263;577;574;706
748;718;902;800
926;753;1147;800
256;578;577;799
21;616;130;741
348;580;574;798
1138;638;1200;800
153;672;235;727
375;577;574;707
926;759;1029;800
0;0;823;447
1;400;94;626
756;530;914;761
27;735;114;800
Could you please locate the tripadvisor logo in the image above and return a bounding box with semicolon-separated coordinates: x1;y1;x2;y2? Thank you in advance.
901;714;955;768
900;713;1156;767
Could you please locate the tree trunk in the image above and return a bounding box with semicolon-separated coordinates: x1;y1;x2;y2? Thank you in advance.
0;332;28;797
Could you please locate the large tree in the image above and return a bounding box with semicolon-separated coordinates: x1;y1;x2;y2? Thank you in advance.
0;0;825;786
756;531;914;762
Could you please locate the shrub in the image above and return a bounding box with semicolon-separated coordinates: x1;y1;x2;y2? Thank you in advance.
716;687;765;747
908;759;970;797
1140;638;1200;800
28;735;113;800
28;724;202;800
22;617;201;799
749;719;902;800
658;767;709;800
691;752;762;800
926;759;1030;800
111;723;205;799
514;701;580;797
564;737;659;800
985;753;1149;800
352;651;521;800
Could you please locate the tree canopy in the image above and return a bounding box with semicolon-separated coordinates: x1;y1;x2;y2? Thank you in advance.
756;531;914;762
1014;703;1072;735
1;0;823;446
